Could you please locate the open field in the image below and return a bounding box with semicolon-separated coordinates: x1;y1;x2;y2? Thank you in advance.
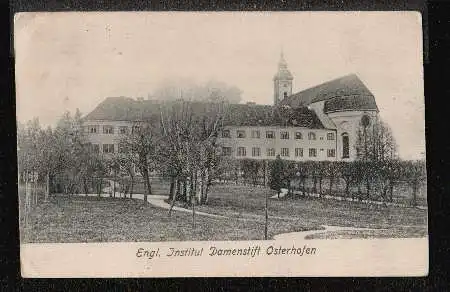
19;191;319;243
190;184;428;236
20;180;427;243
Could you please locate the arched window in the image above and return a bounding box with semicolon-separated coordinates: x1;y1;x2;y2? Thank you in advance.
283;92;288;99
308;132;316;140
342;133;349;158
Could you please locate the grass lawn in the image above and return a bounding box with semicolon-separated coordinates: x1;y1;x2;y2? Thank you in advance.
20;193;319;243
192;184;428;238
20;182;427;243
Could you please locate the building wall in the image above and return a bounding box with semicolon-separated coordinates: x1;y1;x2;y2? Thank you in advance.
82;109;376;163
83;120;133;154
327;110;378;161
218;126;337;161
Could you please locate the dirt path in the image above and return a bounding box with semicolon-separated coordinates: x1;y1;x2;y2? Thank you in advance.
273;225;387;240
95;181;227;219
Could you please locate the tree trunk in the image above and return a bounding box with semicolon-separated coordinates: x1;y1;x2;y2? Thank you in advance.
45;172;50;201
168;179;178;217
142;167;152;204
313;176;317;193
129;177;134;199
302;178;306;196
169;177;175;201
344;179;349;198
366;178;370;199
319;177;323;196
357;183;361;201
113;173;116;198
329;177;333;195
389;181;394;202
411;180;418;207
200;169;209;205
183;179;188;202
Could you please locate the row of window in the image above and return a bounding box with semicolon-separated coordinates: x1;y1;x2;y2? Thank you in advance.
87;125;141;135
222;129;335;141
90;144;127;154
224;147;336;158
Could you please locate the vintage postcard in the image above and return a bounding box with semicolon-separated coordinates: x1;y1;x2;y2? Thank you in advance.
15;11;427;277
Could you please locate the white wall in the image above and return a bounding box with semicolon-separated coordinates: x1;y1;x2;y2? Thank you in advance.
218;125;337;161
327;110;378;161
83;120;133;153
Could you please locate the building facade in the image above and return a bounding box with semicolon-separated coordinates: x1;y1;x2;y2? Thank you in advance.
83;53;379;162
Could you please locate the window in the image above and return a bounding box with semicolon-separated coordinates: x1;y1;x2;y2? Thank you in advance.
295;132;302;139
266;131;275;139
327;149;336;157
103;125;114;134
308;132;316;140
103;144;115;154
222;147;232;156
283;92;288;99
119;126;128;135
342;133;349;158
91;144;100;153
361;115;371;127
237;147;246;157
295;148;303;157
236;130;246;138
251;130;260;138
222;130;231;138
252;147;261;157
280;131;289;139
267;148;275;157
309;148;317;157
89;125;98;134
327;132;335;140
281;148;289;157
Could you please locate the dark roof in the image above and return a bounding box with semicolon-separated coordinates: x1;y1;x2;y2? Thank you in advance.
323;95;378;114
223;104;324;128
280;74;378;112
83;97;163;121
84;97;324;129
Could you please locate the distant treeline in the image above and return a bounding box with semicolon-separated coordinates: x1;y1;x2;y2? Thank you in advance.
216;157;426;206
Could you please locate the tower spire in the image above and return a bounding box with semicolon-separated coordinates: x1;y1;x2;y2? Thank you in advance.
279;48;287;68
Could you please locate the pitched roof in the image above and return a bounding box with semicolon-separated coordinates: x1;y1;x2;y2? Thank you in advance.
83;97;163;121
223;104;324;128
280;74;378;112
84;97;324;129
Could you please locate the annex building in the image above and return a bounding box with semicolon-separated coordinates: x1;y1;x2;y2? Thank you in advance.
83;53;379;162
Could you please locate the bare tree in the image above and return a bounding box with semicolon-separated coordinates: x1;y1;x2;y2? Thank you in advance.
160;100;226;216
119;120;160;204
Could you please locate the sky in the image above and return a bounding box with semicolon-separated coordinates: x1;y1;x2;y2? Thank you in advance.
14;12;425;160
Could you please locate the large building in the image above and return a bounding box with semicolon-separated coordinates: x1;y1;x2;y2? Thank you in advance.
83;53;379;162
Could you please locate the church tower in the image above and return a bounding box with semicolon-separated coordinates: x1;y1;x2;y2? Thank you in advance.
273;51;293;105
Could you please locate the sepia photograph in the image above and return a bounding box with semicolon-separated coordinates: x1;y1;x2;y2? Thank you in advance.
15;11;427;277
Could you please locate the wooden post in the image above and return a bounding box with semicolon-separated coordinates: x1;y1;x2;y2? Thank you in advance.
192;195;196;229
264;190;268;240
